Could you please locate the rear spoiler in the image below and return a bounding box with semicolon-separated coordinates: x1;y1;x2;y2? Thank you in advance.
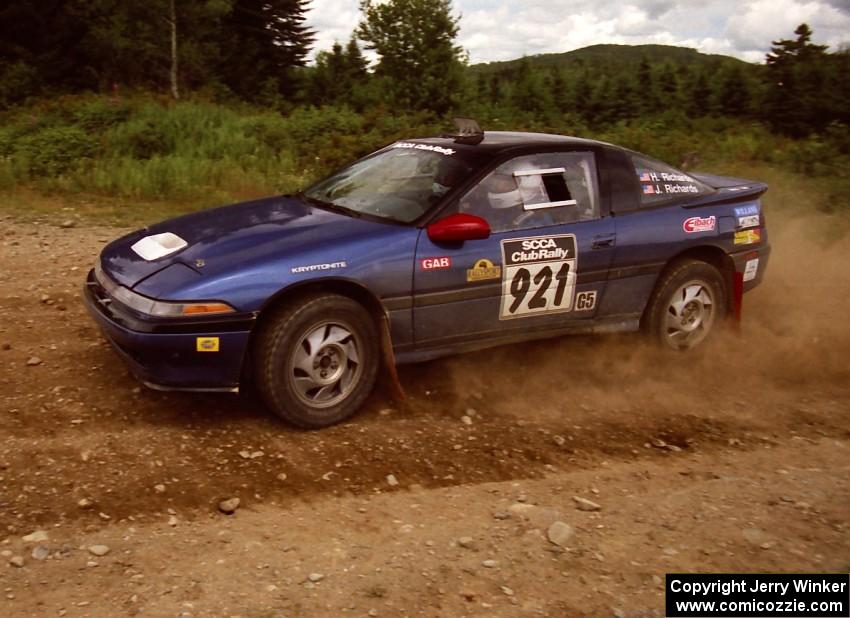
682;173;768;209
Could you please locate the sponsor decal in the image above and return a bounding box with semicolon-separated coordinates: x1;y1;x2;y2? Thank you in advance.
196;337;220;353
734;229;761;245
420;257;452;271
737;214;760;229
683;215;716;234
392;142;455;156
743;258;759;282
734;204;759;216
574;290;597;311
291;261;347;274
466;258;502;282
499;235;577;319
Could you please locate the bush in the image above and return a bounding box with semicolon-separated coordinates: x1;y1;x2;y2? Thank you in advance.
15;125;98;177
72;99;131;132
0;94;846;214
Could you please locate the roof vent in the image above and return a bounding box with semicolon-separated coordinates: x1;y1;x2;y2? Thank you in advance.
443;117;484;145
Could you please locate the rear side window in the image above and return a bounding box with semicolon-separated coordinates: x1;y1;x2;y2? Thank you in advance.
459;152;600;233
630;154;714;206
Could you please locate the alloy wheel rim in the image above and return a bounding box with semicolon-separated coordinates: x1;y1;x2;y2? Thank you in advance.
289;321;362;409
663;280;715;350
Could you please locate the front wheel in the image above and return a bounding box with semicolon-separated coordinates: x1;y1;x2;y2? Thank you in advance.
644;259;727;351
254;294;379;429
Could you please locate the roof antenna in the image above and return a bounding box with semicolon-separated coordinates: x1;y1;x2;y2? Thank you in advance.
443;117;484;145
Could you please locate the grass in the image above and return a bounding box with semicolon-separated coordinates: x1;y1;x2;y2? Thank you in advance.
0;94;846;228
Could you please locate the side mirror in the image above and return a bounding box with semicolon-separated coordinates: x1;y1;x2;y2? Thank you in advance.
427;213;491;243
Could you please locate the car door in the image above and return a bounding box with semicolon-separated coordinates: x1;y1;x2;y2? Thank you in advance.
413;150;616;348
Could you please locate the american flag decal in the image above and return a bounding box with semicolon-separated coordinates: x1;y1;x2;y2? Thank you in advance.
643;185;655;195
639;172;651;182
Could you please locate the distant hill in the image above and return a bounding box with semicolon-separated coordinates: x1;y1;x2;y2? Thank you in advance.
468;44;753;75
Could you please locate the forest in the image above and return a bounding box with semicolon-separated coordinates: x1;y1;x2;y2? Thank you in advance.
0;0;848;218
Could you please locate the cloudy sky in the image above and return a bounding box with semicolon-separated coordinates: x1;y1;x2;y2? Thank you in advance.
305;0;850;64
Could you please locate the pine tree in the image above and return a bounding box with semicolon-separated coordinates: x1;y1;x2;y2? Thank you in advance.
717;65;751;117
763;23;829;136
218;0;315;101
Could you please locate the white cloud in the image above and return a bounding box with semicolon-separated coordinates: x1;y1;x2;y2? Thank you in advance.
304;0;850;64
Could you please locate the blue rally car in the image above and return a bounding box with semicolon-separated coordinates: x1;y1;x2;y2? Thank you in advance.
84;121;769;428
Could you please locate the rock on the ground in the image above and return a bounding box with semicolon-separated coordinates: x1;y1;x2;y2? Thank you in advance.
31;546;49;560
88;545;110;557
26;357;43;367
308;573;325;583
573;496;602;512
509;503;565;528
457;536;475;549
22;530;49;543
482;559;498;568
386;474;399;487
547;521;575;547
218;497;240;514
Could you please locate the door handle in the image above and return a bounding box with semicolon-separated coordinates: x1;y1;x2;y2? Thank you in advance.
592;234;616;250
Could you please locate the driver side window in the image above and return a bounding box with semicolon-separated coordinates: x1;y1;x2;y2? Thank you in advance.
459;152;600;233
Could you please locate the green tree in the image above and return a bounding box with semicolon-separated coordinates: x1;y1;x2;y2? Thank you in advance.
717;65;751;117
763;23;829;136
636;57;659;114
357;0;464;114
308;36;371;107
218;0;315;101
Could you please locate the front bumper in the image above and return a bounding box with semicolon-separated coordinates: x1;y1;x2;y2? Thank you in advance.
83;269;254;391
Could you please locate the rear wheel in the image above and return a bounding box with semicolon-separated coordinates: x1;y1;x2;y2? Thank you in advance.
644;259;727;351
254;294;379;428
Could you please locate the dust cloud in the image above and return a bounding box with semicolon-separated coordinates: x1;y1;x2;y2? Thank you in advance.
445;210;850;430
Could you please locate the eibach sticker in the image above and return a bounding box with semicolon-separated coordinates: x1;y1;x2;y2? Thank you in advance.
420;257;452;271
499;235;577;320
683;216;716;234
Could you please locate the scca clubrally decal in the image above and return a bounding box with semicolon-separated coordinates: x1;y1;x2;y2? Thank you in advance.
499;234;577;320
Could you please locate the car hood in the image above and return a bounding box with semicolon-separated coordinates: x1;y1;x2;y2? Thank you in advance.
100;194;394;289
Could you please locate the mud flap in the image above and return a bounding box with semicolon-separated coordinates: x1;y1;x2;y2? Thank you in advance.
380;314;406;402
731;271;744;332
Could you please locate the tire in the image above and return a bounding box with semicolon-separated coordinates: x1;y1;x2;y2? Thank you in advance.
253;293;379;429
643;259;727;351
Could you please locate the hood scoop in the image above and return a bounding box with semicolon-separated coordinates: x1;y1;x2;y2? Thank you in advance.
131;232;188;261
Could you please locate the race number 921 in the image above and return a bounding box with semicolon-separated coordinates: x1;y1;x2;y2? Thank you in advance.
500;234;577;319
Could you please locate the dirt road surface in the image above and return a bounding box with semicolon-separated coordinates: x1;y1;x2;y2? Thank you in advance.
0;208;848;617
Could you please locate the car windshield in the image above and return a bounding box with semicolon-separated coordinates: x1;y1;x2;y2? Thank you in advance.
304;143;476;223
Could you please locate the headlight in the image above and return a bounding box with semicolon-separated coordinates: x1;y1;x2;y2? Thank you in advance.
95;261;235;318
